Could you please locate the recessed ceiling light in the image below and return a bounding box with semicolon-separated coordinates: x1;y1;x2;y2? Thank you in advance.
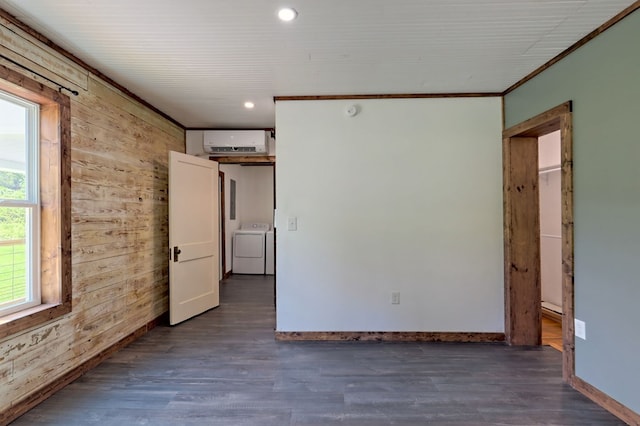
278;7;297;22
244;101;255;109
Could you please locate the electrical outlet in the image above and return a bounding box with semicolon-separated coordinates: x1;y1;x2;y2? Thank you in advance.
391;292;400;305
574;318;586;340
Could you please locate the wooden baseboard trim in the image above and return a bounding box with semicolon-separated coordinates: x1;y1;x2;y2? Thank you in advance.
541;307;563;323
222;270;232;280
274;331;505;343
1;314;166;425
572;376;640;426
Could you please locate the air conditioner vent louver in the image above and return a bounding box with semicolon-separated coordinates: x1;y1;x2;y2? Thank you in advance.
211;146;257;153
203;130;268;155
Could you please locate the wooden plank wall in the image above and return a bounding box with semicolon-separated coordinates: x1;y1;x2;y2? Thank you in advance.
0;15;184;414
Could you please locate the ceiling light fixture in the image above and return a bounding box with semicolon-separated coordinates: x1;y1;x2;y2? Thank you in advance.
244;101;255;109
278;7;298;22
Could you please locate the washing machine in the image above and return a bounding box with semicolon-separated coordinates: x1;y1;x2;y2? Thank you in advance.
232;223;270;274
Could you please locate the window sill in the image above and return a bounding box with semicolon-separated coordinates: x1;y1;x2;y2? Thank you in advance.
0;302;71;339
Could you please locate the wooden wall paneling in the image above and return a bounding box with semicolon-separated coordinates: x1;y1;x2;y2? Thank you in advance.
71;228;169;256
0;317;161;425
0;12;184;420
70;119;178;165
503;136;541;346
72;181;168;206
86;76;183;141
0;62;72;340
71;100;177;155
0;22;88;90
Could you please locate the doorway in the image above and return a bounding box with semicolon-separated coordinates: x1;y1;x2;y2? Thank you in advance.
219;170;226;280
502;101;575;383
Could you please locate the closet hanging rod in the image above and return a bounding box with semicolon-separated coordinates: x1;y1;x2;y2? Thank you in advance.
539;165;561;174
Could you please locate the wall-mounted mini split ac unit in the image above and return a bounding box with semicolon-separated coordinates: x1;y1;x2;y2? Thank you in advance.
203;130;268;155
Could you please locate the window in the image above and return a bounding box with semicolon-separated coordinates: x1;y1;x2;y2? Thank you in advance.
0;91;40;316
0;63;71;338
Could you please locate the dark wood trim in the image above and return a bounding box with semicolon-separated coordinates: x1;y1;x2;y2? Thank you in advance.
275;331;505;343
210;155;275;165
188;127;275;133
0;315;165;425
218;170;226;277
223;270;232;280
0;63;72;340
572;377;640;426
274;93;501;102
503;3;640;95
503;135;541;346
503;102;572;138
0;8;184;129
502;102;574;384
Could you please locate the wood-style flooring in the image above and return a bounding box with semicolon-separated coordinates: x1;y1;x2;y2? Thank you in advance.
542;316;563;352
12;275;623;425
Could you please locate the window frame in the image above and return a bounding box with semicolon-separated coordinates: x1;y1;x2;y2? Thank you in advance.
0;63;71;339
0;90;41;316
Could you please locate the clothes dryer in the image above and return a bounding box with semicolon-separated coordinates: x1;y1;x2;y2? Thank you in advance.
232;223;270;274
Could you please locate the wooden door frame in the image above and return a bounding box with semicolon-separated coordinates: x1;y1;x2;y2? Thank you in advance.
219;170;226;279
503;101;575;382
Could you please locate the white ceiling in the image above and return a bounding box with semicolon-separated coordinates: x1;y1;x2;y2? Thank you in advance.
0;0;634;129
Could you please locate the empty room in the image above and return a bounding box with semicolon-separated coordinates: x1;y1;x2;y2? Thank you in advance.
0;1;638;425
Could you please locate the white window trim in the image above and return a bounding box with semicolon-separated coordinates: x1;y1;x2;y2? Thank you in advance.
0;90;41;316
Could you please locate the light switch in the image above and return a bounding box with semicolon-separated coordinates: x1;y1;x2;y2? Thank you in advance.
574;318;586;340
287;217;297;231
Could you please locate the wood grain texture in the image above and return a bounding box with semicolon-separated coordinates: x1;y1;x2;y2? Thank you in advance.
274;92;501;101
503;3;640;95
559;110;575;382
275;332;506;342
209;155;275;164
503;136;541;346
0;316;162;426
541;317;563;352
0;21;88;91
502;102;571;138
0;64;71;340
573;377;640;426
0;21;184;419
502;102;574;381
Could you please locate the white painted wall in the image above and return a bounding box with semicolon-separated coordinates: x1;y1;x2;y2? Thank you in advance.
539;132;562;309
538;131;561;169
239;166;274;225
185;130;206;156
275;97;504;332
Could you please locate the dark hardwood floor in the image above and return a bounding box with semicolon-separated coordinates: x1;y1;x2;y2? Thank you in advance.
12;275;623;425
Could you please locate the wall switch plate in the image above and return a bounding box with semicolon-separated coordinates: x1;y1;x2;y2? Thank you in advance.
287;216;297;231
574;318;586;340
391;292;400;305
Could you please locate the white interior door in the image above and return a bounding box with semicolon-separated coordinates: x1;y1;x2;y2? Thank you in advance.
169;151;219;325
